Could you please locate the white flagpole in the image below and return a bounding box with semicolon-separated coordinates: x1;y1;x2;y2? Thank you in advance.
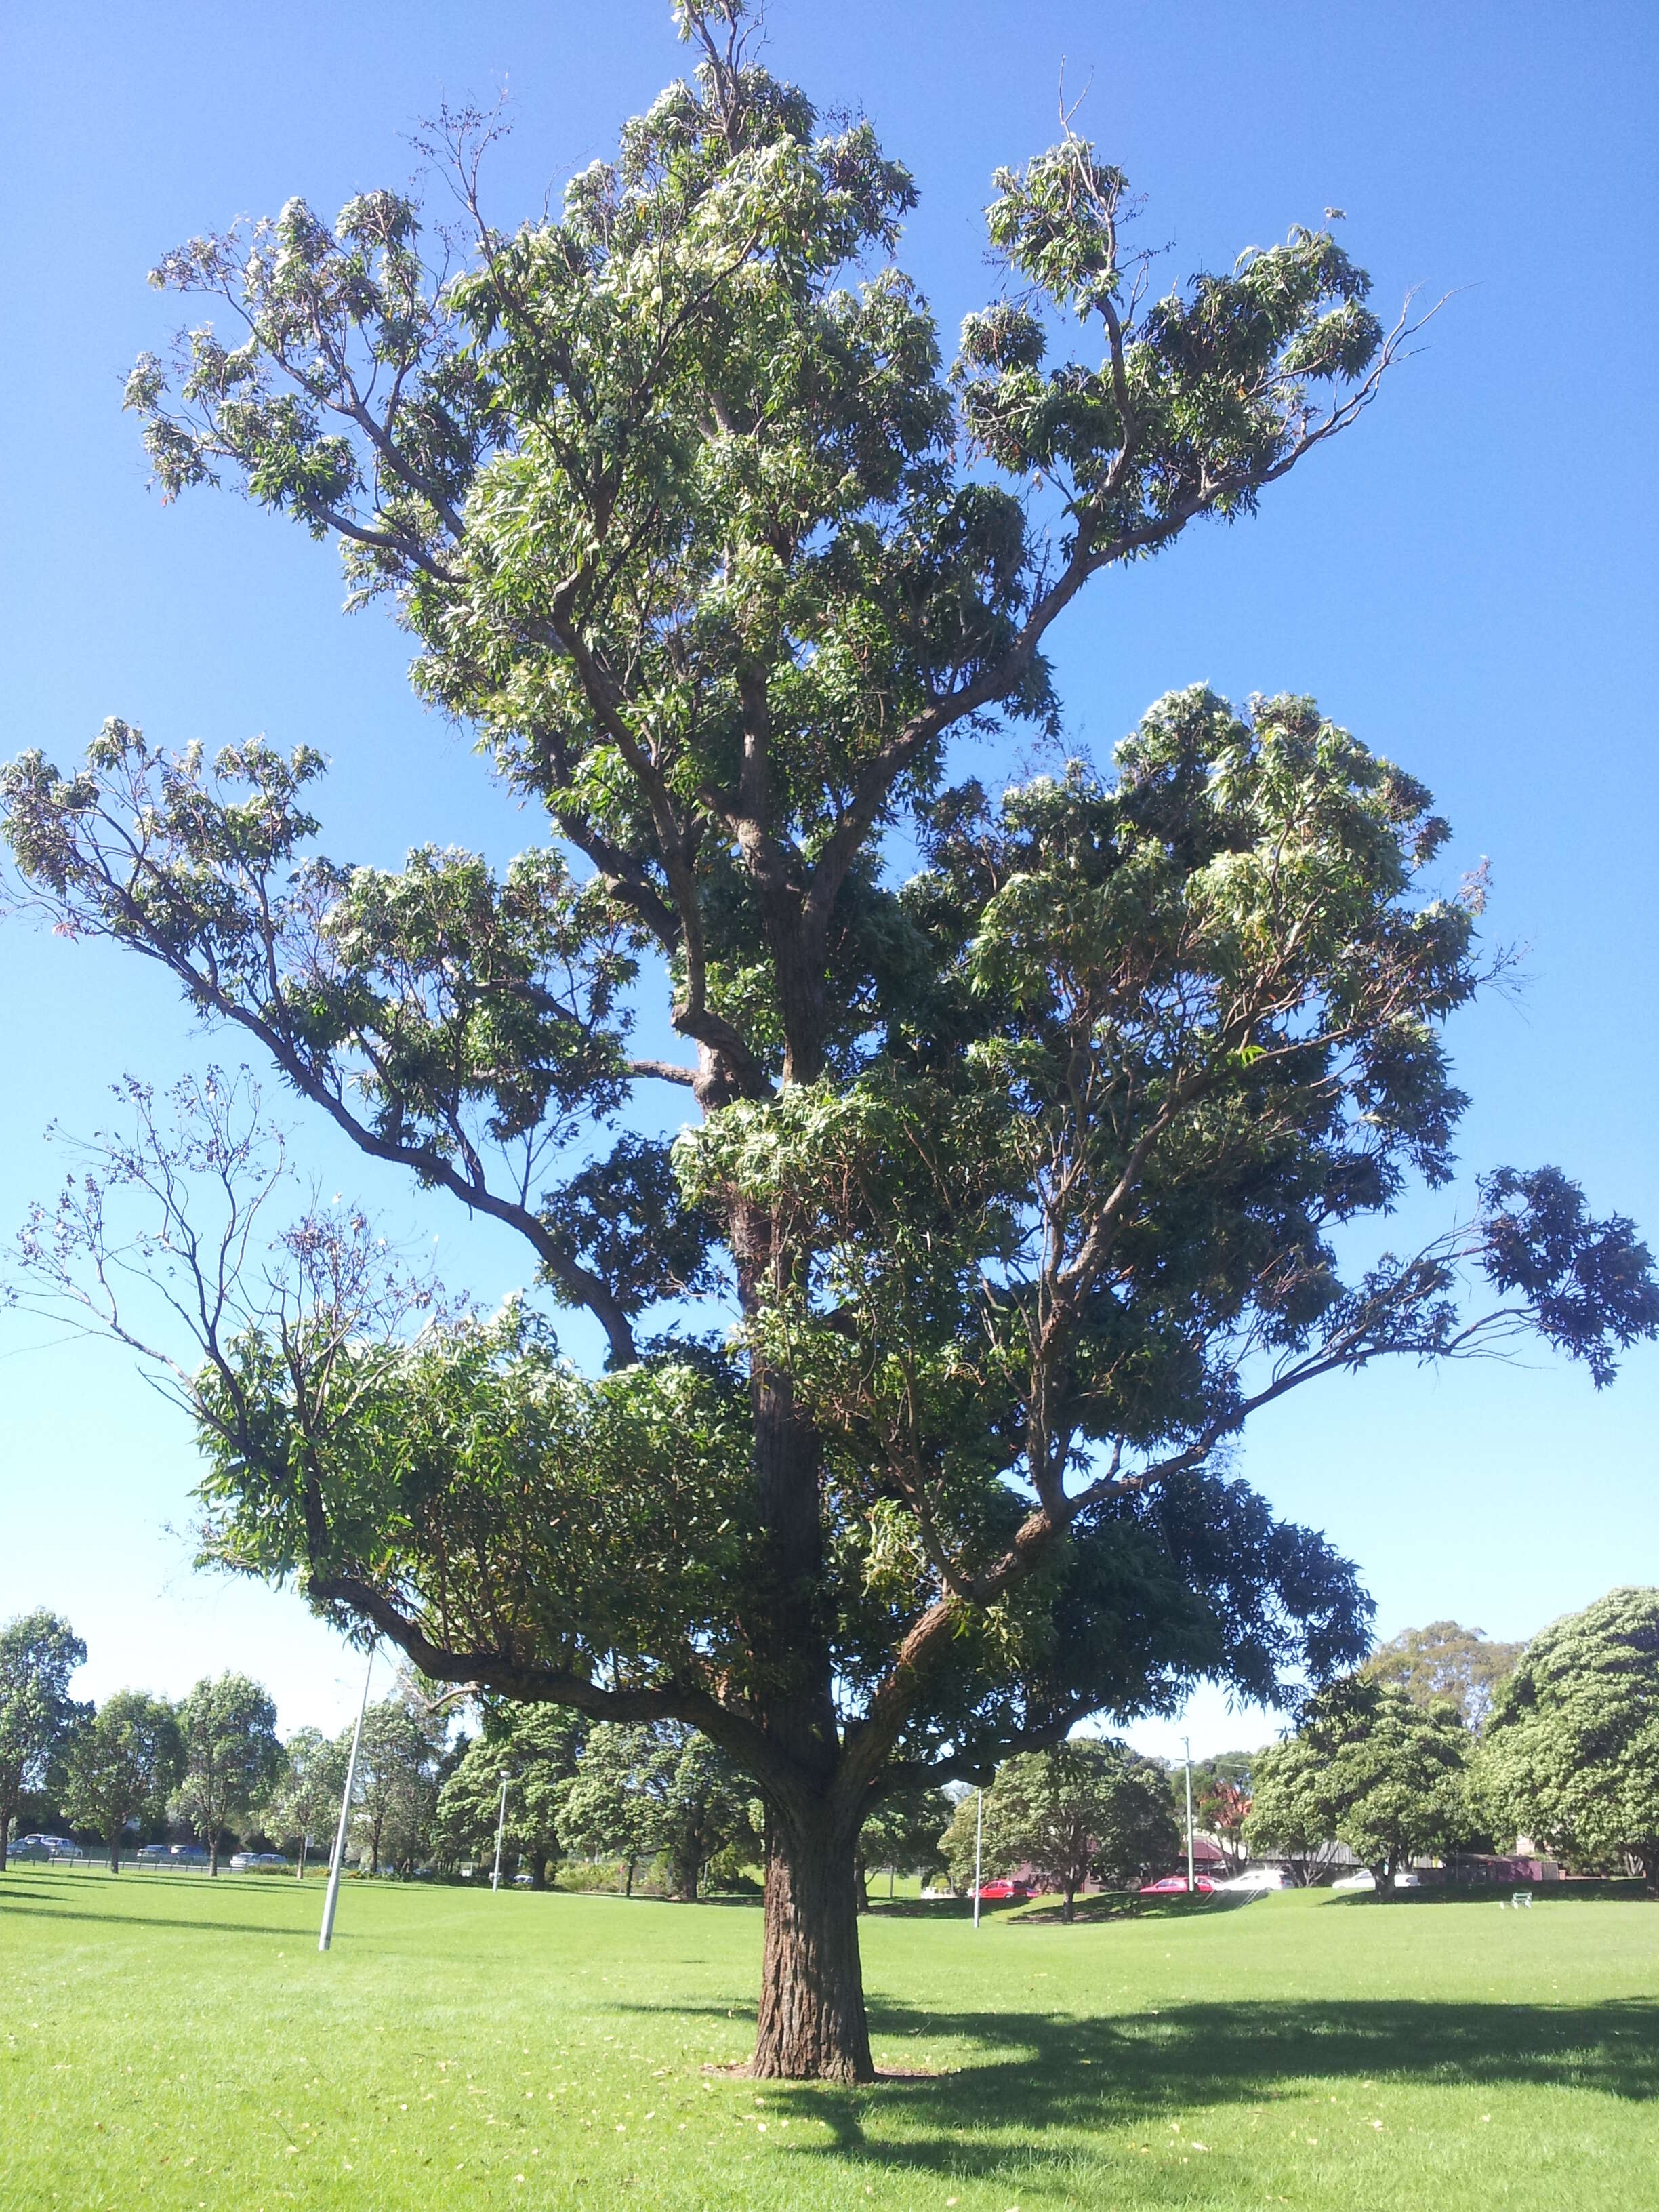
491;1774;510;1893
319;1644;375;1953
1184;1734;1195;1895
972;1787;983;1930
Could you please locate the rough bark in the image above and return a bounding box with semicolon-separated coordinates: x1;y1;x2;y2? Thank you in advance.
752;1806;873;2082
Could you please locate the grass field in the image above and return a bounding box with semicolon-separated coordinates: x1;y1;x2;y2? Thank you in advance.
2;1866;1654;2211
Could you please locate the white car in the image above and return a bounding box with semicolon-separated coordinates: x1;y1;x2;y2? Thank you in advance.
1218;1865;1290;1891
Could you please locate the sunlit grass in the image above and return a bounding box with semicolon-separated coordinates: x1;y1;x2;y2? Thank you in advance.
1;1864;1653;2210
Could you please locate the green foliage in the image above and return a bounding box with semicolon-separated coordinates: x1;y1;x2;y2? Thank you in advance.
944;1740;1179;1917
435;1702;584;1885
857;1783;952;1898
1480;1587;1659;1884
173;1673;282;1872
1244;1732;1347;1886
1251;1679;1469;1893
350;1685;449;1876
0;1610;88;1869
1362;1620;1523;1732
62;1691;182;1870
552;1721;759;1898
265;1725;348;1858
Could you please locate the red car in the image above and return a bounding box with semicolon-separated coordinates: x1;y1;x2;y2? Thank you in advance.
1138;1873;1216;1895
975;1879;1031;1900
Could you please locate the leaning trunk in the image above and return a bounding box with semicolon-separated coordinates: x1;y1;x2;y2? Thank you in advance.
752;1808;872;2083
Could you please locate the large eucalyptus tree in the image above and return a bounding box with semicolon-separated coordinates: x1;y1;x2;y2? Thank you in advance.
5;3;1655;2076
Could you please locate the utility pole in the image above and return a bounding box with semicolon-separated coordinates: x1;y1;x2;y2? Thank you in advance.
972;1787;984;1931
491;1773;510;1893
319;1643;375;1953
1183;1734;1195;1896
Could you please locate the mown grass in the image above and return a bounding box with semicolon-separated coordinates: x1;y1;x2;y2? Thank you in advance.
1;1864;1653;2211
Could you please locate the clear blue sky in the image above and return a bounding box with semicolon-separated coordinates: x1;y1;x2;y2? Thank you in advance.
1;0;1654;1757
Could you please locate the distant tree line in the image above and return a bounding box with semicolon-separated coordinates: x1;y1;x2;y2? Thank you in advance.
5;1589;1654;1897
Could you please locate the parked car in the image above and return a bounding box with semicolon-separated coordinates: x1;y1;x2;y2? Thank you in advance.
974;1880;1031;1901
1218;1866;1290;1891
229;1851;289;1871
1139;1873;1216;1895
17;1833;85;1860
168;1845;210;1866
136;1843;173;1864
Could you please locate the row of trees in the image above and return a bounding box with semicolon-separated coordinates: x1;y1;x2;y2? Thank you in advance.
0;1614;283;1875
1247;1589;1659;1893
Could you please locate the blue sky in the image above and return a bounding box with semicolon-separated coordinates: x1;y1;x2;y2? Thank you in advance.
1;0;1654;1758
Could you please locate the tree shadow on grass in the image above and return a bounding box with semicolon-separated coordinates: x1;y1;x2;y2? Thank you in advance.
0;1873;313;1940
626;1992;1658;2186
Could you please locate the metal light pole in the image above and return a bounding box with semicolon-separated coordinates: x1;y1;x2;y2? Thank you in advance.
491;1773;510;1893
319;1644;375;1953
1183;1734;1195;1896
972;1786;984;1931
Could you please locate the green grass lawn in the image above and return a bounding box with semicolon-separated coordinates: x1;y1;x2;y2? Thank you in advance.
2;1866;1654;2211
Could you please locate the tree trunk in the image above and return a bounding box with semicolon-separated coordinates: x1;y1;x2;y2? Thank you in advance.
624;1853;636;1898
752;1810;873;2083
109;1834;121;1874
1061;1878;1076;1924
209;1838;220;1877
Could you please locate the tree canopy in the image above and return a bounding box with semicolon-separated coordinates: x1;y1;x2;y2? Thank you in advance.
436;1702;584;1886
1252;1677;1469;1896
552;1720;758;1899
173;1673;283;1875
62;1691;182;1873
0;1611;88;1875
5;0;1656;2078
945;1740;1179;1917
1362;1620;1522;1731
1481;1587;1659;1887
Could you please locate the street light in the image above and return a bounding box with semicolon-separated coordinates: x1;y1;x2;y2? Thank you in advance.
1183;1734;1195;1896
319;1643;375;1954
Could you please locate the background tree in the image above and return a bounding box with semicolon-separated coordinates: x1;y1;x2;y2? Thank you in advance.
1177;1751;1256;1875
554;1721;758;1899
6;0;1658;2079
948;1740;1179;1919
1244;1733;1347;1885
1480;1587;1659;1888
1272;1677;1469;1896
172;1673;282;1875
350;1686;447;1876
855;1782;951;1904
552;1724;663;1896
267;1725;348;1874
62;1692;181;1872
436;1702;583;1887
1362;1621;1523;1732
0;1612;89;1873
